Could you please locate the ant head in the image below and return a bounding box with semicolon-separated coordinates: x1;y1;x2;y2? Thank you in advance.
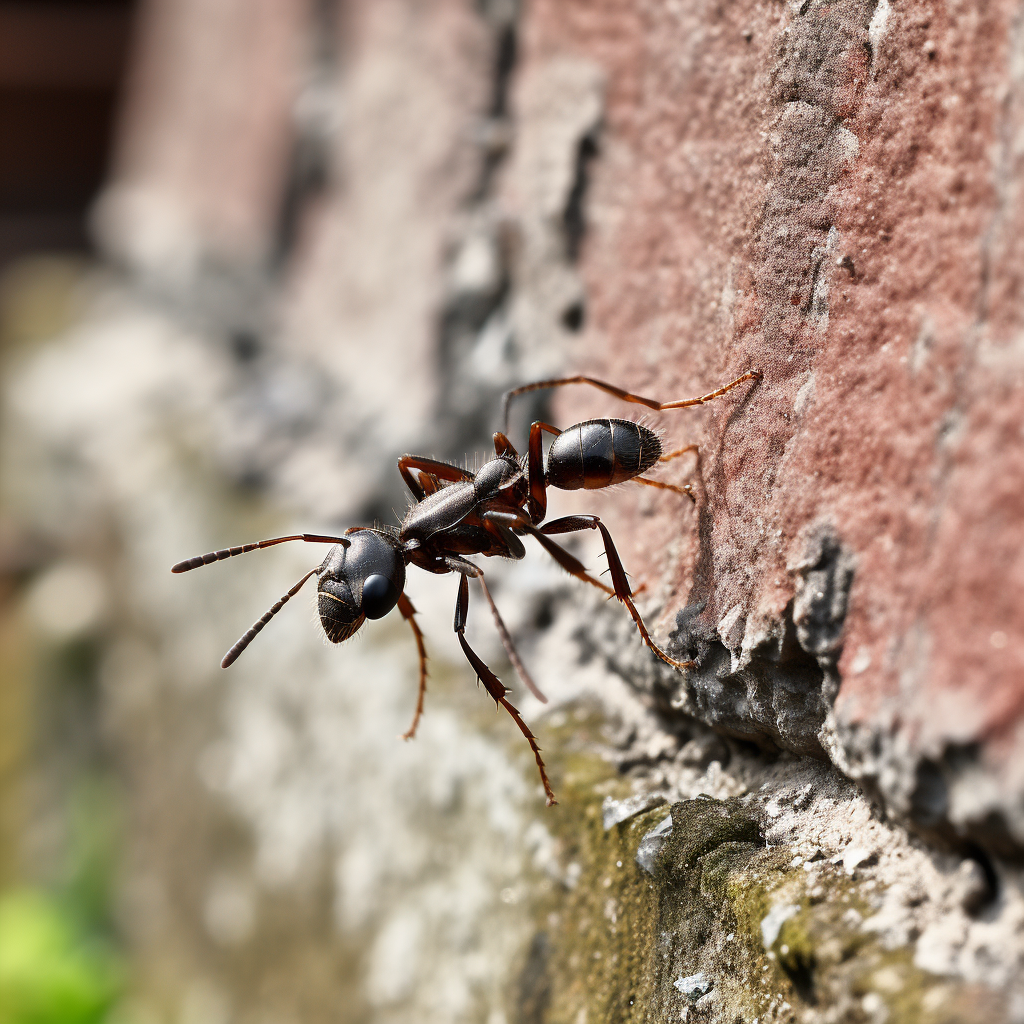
317;530;406;642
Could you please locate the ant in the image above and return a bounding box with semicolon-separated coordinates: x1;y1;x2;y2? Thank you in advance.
172;370;759;805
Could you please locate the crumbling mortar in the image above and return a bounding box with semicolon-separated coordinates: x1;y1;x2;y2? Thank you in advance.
519;712;1017;1024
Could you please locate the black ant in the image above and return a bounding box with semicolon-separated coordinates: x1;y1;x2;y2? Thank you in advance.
172;371;759;805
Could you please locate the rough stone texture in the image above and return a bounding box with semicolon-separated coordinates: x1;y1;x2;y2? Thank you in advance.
517;0;1024;857
3;0;1024;1022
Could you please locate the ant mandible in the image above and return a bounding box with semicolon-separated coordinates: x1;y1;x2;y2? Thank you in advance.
172;370;760;805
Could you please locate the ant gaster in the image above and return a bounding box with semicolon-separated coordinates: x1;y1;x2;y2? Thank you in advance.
172;371;760;805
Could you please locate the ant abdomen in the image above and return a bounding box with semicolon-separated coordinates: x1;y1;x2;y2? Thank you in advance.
546;418;661;490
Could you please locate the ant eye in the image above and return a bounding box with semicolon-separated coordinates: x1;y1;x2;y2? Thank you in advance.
361;574;399;619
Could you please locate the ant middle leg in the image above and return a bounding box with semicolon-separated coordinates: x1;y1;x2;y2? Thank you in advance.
474;571;547;703
448;560;556;805
398;455;474;501
482;510;614;597
526;421;562;522
442;551;546;700
537;515;695;672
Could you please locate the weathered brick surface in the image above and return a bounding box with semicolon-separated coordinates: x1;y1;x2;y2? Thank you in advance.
516;0;1024;853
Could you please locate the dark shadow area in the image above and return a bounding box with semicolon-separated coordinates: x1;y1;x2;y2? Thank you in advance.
0;0;136;271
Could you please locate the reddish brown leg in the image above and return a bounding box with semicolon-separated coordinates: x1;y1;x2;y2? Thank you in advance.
632;476;696;504
526;421;562;522
659;443;700;463
502;371;761;431
398;455;474;501
474;571;547;704
537;515;695;672
450;563;556;806
483;510;615;597
416;475;446;498
492;431;519;459
632;443;699;502
397;593;429;740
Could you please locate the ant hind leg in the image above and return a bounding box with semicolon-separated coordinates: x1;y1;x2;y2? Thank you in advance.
659;443;699;464
631;442;699;503
632;476;696;504
501;371;761;431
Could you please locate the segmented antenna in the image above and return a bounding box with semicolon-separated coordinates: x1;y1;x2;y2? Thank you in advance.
171;534;351;573
221;567;319;668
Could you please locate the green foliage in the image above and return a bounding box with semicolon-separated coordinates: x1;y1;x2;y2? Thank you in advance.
0;888;122;1024
0;776;124;1024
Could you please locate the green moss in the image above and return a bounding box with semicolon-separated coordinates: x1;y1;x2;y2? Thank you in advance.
515;710;1011;1023
698;840;761;903
519;759;662;1021
659;797;761;876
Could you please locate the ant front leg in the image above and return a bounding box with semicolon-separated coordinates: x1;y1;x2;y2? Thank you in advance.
396;593;429;741
448;559;556;806
539;515;695;672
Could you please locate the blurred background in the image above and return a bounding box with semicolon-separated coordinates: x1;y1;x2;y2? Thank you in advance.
0;1;599;1022
0;2;136;1021
5;1;1023;1022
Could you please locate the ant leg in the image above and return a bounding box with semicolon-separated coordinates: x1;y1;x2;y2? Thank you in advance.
221;567;319;668
396;593;429;740
630;442;700;501
659;443;699;464
632;476;696;504
474;571;547;704
527;421;561;522
172;533;351;573
537;515;694;672
483;510;614;597
449;562;556;806
492;431;519;460
656;371;761;411
502;371;761;431
398;455;474;501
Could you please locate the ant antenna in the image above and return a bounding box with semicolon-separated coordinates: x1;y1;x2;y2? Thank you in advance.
221;567;320;668
172;534;351;573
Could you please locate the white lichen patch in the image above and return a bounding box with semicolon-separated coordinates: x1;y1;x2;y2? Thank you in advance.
868;0;892;56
